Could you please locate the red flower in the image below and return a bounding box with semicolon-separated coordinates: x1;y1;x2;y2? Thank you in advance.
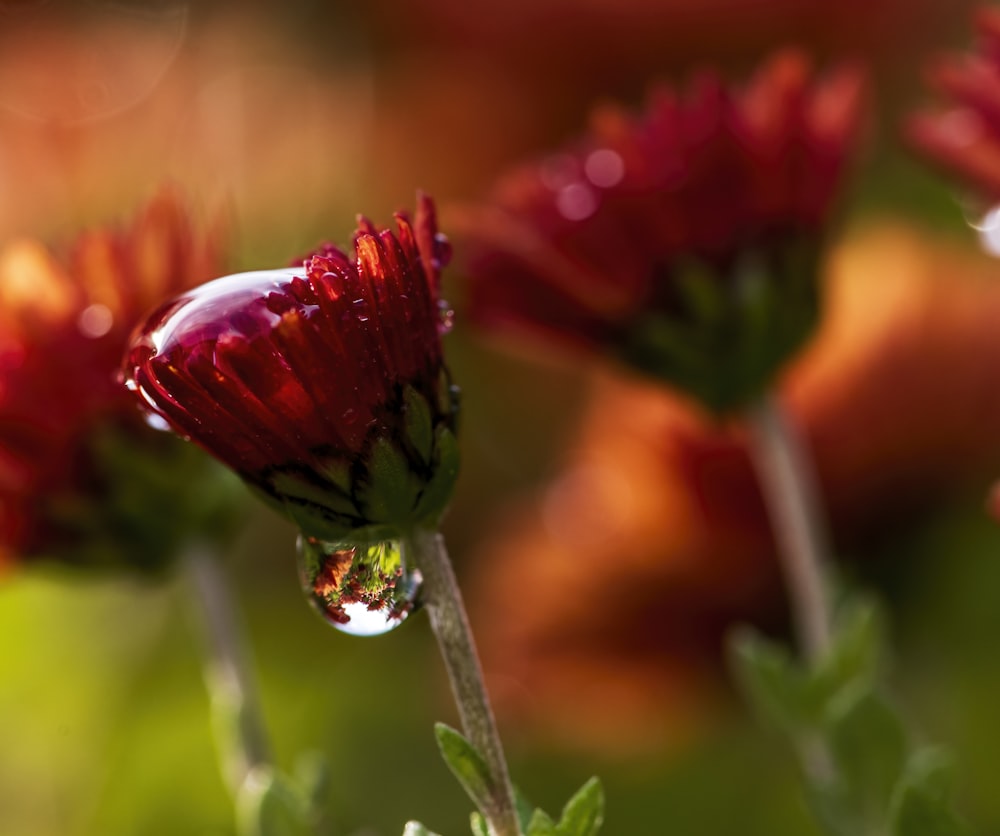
906;7;1000;203
457;49;865;412
0;189;234;570
125;194;460;543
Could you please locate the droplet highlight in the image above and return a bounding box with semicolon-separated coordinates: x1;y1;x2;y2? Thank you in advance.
297;535;421;636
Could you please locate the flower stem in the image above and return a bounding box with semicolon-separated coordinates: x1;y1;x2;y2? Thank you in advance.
745;393;833;663
404;528;521;836
185;545;272;793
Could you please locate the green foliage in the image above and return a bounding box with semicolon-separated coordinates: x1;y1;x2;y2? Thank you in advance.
435;723;498;818
730;594;973;836
235;767;315;836
890;750;973;836
434;724;603;836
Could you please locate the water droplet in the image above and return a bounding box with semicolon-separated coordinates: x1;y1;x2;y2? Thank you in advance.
341;407;358;425
437;299;455;335
353;297;370;323
297;535;421;636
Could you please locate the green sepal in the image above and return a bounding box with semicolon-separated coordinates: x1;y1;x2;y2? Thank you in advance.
434;723;497;818
317;457;353;495
404;822;443;836
363;437;425;524
403;385;435;464
235;767;313;836
413;425;461;525
271;471;359;518
617;237;822;415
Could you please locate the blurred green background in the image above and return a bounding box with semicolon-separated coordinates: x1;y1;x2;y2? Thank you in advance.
3;0;1000;834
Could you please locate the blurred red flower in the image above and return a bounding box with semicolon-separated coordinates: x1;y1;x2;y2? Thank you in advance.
467;222;1000;754
455;49;865;412
906;7;1000;203
0;189;231;570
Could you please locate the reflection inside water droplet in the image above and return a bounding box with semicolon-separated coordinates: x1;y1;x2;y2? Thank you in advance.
297;535;421;636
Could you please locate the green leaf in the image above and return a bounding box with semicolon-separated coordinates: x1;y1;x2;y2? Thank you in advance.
434;723;496;817
235;767;313;836
825;686;908;828
729;627;814;731
556;777;604;836
404;822;442;836
890;748;971;836
891;778;971;836
514;785;539;832
526;809;558;836
810;597;883;705
469;812;490;836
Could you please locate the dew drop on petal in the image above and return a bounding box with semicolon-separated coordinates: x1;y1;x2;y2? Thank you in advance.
297;535;421;636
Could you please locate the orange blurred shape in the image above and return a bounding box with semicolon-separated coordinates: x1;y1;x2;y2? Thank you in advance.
468;221;1000;755
0;6;370;250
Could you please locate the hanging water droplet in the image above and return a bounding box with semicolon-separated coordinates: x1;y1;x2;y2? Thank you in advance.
297;535;421;636
437;299;455;335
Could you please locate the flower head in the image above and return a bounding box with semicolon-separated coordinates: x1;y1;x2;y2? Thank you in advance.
124;194;460;544
458;49;865;413
905;8;1000;203
0;189;235;571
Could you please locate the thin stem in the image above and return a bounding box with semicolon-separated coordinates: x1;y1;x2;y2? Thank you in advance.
404;528;521;836
185;544;272;793
745;393;833;663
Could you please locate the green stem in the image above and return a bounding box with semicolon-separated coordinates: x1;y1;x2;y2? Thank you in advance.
185;545;273;793
746;393;833;663
404;528;521;836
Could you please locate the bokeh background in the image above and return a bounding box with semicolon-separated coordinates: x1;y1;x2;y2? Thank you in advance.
3;0;1000;833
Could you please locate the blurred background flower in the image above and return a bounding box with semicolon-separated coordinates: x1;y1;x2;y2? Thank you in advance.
4;1;1000;835
0;188;239;571
466;220;1000;755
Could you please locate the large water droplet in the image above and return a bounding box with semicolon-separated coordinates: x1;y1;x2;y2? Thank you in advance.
297;535;421;636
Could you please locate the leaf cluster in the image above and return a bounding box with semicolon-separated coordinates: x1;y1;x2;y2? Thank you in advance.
730;596;972;836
